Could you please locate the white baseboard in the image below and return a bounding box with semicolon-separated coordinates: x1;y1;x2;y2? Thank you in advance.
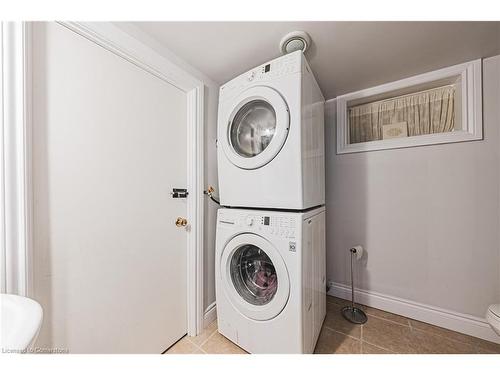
328;281;500;344
203;302;217;328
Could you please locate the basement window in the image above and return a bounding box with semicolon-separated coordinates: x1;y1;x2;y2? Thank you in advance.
336;59;483;154
348;85;456;144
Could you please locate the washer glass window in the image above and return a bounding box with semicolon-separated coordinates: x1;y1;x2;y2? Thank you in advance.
230;244;278;306
229;100;276;158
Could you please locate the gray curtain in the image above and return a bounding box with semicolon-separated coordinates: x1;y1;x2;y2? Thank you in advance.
348;85;455;144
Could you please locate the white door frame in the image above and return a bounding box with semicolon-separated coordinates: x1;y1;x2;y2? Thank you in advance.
1;22;34;298
0;21;205;336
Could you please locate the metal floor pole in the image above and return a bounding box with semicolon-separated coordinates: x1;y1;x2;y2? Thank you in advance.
341;247;367;324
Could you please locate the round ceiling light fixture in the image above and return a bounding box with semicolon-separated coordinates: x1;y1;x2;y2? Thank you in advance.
279;31;311;55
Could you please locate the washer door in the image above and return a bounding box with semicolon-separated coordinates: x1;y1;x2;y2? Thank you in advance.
221;233;290;321
221;86;290;170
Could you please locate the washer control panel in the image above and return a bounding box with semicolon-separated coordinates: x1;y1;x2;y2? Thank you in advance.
258;214;297;239
218;211;297;239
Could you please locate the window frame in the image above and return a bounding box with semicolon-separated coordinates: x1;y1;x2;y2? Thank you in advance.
336;59;483;154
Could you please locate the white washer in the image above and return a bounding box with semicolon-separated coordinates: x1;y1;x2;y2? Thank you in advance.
215;206;326;354
217;51;325;210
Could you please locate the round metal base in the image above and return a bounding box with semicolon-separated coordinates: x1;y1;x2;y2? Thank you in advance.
341;306;368;324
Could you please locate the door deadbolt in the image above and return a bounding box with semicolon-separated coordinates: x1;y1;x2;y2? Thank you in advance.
175;217;188;227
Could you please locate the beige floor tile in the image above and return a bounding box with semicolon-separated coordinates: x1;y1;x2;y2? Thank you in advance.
326;295;349;306
324;303;362;338
408;329;475;354
201;332;247;354
314;327;361;354
166;336;200;354
361;341;393;354
409;319;476;345
476;347;500;354
362;306;409;326
363;317;475;354
189;320;218;347
362;315;414;353
475;338;500;354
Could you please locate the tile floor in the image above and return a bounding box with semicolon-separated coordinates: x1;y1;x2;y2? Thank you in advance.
166;296;500;354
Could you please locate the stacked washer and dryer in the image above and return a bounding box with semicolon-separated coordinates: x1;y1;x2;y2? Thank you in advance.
215;50;326;354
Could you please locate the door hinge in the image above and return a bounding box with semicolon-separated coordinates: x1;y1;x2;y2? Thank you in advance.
171;188;188;198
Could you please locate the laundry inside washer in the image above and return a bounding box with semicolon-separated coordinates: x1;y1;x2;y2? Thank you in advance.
231;245;278;305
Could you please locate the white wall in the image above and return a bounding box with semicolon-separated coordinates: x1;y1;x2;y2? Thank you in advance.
325;55;500;339
114;23;220;314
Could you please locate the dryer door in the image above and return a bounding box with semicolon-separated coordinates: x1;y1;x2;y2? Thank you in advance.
220;233;290;321
221;86;290;170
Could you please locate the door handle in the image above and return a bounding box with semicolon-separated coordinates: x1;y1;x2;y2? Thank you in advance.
175;217;188;227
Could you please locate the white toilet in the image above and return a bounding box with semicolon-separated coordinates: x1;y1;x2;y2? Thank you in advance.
486;304;500;336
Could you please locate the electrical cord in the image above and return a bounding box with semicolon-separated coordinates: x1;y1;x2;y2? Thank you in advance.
204;186;220;205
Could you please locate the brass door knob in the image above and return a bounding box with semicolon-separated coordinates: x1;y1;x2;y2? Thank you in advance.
175;217;188;227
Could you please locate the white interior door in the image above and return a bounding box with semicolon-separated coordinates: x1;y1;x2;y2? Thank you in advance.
32;22;188;353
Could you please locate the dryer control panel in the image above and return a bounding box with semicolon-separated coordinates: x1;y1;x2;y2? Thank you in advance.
219;52;302;100
218;211;298;239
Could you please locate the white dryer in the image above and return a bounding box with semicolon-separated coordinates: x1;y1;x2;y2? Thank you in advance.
215;206;326;354
217;51;325;210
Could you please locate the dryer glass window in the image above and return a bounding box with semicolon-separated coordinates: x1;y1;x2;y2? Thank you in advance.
230;244;278;306
229;100;276;157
